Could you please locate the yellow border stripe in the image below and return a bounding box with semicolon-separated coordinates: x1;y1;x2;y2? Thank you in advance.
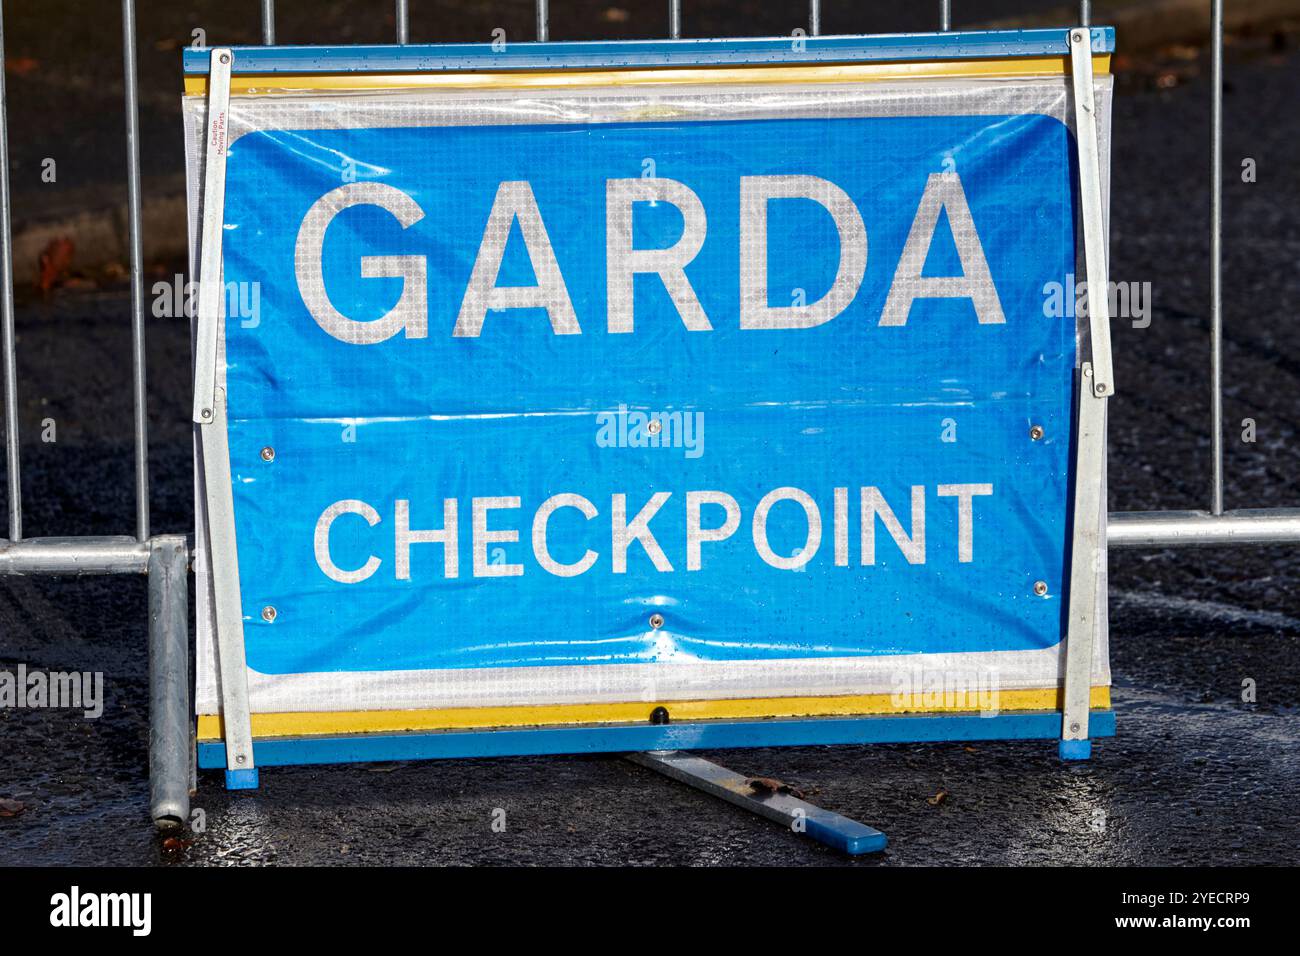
183;55;1110;95
198;686;1110;740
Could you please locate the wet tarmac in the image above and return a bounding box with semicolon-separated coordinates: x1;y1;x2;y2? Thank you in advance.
1;15;1298;865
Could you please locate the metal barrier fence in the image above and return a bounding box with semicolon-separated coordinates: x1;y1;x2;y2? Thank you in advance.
0;0;1292;827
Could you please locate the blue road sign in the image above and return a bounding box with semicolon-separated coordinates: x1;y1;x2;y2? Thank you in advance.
216;107;1077;680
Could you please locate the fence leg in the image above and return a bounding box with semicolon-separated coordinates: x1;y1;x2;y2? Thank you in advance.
148;535;192;829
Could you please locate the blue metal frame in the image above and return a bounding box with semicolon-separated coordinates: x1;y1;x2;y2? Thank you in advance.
199;709;1114;771
182;27;1114;75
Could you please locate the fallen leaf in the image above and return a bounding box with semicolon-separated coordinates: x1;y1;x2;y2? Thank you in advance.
161;836;191;851
36;237;75;296
5;57;38;77
0;798;25;817
927;788;950;806
747;776;805;799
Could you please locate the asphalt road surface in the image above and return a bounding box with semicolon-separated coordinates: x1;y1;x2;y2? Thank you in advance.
1;20;1298;865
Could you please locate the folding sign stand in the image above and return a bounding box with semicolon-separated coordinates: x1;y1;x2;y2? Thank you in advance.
1062;27;1114;760
628;751;888;855
187;29;1117;855
193;48;258;791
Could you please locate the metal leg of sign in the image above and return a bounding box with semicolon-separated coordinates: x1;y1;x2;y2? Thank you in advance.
192;48;232;427
148;535;191;829
1068;27;1115;401
200;389;258;790
191;47;256;790
627;751;888;855
1063;27;1114;761
1061;364;1106;761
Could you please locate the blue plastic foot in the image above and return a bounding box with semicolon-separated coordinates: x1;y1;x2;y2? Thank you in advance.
1058;739;1092;761
224;767;260;790
806;815;889;855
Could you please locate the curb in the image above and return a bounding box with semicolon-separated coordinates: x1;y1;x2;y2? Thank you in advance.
13;192;188;290
12;0;1300;288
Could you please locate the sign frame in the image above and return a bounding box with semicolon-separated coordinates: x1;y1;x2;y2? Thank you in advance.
183;28;1117;788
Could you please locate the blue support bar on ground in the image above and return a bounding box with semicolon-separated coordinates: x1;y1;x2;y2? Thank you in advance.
627;751;888;855
199;710;1115;770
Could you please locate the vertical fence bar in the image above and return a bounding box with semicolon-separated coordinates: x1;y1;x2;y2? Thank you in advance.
670;0;681;39
1210;0;1224;515
396;0;409;44
537;0;548;42
0;2;19;541
1079;1;1090;26
261;0;275;45
940;0;951;31
122;0;149;543
809;0;820;37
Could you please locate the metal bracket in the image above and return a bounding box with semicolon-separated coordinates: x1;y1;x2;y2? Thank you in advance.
200;386;257;785
192;47;233;426
627;751;887;855
190;47;255;785
1068;28;1115;400
1062;28;1113;760
1061;362;1106;758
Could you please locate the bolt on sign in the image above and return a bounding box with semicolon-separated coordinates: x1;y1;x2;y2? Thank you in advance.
181;30;1115;773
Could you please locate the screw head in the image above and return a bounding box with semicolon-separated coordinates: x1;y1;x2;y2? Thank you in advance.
1070;722;1081;734
1034;580;1049;596
1095;382;1108;395
649;613;664;629
260;446;275;462
261;605;277;623
236;754;246;764
219;52;231;64
646;419;662;435
201;408;212;420
649;706;670;725
1029;424;1045;441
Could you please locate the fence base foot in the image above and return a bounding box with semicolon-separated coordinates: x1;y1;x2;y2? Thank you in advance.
1058;739;1092;761
224;768;260;790
627;751;886;856
148;536;192;830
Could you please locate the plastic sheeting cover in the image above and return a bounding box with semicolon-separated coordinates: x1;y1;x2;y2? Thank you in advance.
185;76;1112;714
